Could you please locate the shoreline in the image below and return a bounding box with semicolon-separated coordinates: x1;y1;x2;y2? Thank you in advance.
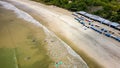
5;0;101;68
3;0;120;68
0;1;89;68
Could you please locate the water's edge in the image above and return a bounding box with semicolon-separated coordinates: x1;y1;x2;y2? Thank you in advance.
0;1;89;68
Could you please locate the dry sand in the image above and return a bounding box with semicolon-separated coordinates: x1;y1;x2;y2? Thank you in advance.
4;0;120;68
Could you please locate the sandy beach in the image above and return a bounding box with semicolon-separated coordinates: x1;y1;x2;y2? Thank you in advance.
0;0;88;68
1;0;120;68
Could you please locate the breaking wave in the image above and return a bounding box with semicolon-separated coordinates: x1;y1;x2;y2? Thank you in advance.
0;1;41;27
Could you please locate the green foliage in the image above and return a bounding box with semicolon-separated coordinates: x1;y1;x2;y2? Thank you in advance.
32;0;120;23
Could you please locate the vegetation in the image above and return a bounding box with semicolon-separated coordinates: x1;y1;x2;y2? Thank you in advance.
32;0;120;23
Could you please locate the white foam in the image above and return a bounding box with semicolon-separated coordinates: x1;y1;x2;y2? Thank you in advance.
0;1;50;35
0;1;41;27
0;1;88;67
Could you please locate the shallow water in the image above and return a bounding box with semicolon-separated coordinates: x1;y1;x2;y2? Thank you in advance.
0;4;53;68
